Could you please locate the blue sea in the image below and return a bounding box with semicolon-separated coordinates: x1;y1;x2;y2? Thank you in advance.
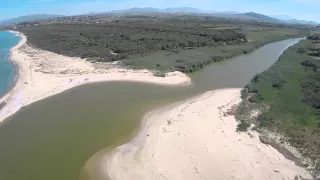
0;31;20;97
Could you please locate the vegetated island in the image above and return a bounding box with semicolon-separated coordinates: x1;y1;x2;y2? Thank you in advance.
238;32;320;178
0;31;191;123
13;14;310;74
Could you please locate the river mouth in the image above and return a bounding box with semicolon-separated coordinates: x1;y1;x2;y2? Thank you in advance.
0;38;302;180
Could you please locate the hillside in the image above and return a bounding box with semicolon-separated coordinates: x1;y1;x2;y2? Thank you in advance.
242;12;279;22
0;14;64;25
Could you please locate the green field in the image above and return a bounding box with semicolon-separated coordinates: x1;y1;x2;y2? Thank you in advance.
238;39;320;171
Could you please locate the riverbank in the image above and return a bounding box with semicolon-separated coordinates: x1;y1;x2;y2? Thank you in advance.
0;31;191;123
238;38;320;175
104;89;312;180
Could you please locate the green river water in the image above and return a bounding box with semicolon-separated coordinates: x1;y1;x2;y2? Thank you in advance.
0;38;301;180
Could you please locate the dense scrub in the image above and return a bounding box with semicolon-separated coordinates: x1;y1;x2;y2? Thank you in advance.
16;16;307;74
19;21;246;63
238;39;320;173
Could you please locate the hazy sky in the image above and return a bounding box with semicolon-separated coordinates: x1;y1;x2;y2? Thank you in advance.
0;0;319;22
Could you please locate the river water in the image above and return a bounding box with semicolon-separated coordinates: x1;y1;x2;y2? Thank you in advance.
0;38;301;180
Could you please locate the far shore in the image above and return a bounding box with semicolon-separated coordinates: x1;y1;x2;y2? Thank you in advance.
103;88;312;180
0;31;191;123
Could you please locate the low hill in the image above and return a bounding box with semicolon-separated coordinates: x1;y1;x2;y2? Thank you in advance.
242;12;279;22
0;14;64;25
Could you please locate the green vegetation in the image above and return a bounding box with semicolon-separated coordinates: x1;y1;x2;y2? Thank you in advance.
152;70;166;77
237;120;251;132
18;17;307;73
238;39;320;166
19;21;246;62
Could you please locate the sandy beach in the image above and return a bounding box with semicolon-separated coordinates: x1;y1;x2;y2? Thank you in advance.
0;31;191;123
104;89;312;180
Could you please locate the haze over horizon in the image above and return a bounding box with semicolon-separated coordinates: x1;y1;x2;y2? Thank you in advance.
0;0;319;22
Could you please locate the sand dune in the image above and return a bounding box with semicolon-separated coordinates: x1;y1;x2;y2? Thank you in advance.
104;89;312;180
0;31;191;122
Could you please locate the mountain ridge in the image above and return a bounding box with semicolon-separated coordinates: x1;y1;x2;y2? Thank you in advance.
0;14;64;25
1;8;318;26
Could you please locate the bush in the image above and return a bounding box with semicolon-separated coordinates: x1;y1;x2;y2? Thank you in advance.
296;48;306;53
253;74;260;82
241;88;248;99
308;51;320;57
247;85;258;93
307;35;320;40
248;93;263;103
153;71;166;77
301;60;317;68
212;56;224;62
237;120;251;132
272;78;285;88
258;113;275;127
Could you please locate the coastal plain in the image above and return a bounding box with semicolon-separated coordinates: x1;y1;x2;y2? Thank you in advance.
0;15;317;180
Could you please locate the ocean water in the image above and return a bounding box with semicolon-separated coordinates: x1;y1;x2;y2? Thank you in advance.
0;31;20;97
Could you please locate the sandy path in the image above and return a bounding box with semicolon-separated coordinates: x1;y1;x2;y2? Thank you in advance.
104;89;312;180
0;31;191;123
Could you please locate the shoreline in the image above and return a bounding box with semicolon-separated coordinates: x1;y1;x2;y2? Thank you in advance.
0;31;23;100
103;88;312;180
0;31;191;123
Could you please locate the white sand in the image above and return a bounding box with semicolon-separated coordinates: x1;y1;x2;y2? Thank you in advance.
104;89;312;180
0;31;191;122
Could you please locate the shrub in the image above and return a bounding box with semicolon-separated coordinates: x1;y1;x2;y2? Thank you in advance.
272;78;285;88
241;88;248;99
296;48;306;53
258;113;275;127
237;120;251;132
212;56;224;62
308;51;320;57
248;93;263;103
253;74;260;82
153;71;166;77
247;85;258;93
301;60;317;68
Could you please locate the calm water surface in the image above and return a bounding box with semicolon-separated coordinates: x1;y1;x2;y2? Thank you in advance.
0;31;20;97
0;38;301;180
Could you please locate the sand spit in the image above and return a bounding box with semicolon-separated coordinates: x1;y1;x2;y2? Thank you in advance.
0;31;191;122
104;89;312;180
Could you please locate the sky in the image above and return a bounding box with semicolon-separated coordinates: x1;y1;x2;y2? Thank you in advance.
0;0;319;22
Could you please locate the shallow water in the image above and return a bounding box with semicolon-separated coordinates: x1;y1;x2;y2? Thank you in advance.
0;38;301;180
0;31;20;97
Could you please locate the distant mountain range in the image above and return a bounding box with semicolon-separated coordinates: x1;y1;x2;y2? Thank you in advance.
0;8;318;26
103;7;319;25
242;12;279;22
103;7;238;15
0;14;64;25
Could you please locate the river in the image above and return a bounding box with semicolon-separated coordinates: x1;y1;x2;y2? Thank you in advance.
0;38;301;180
